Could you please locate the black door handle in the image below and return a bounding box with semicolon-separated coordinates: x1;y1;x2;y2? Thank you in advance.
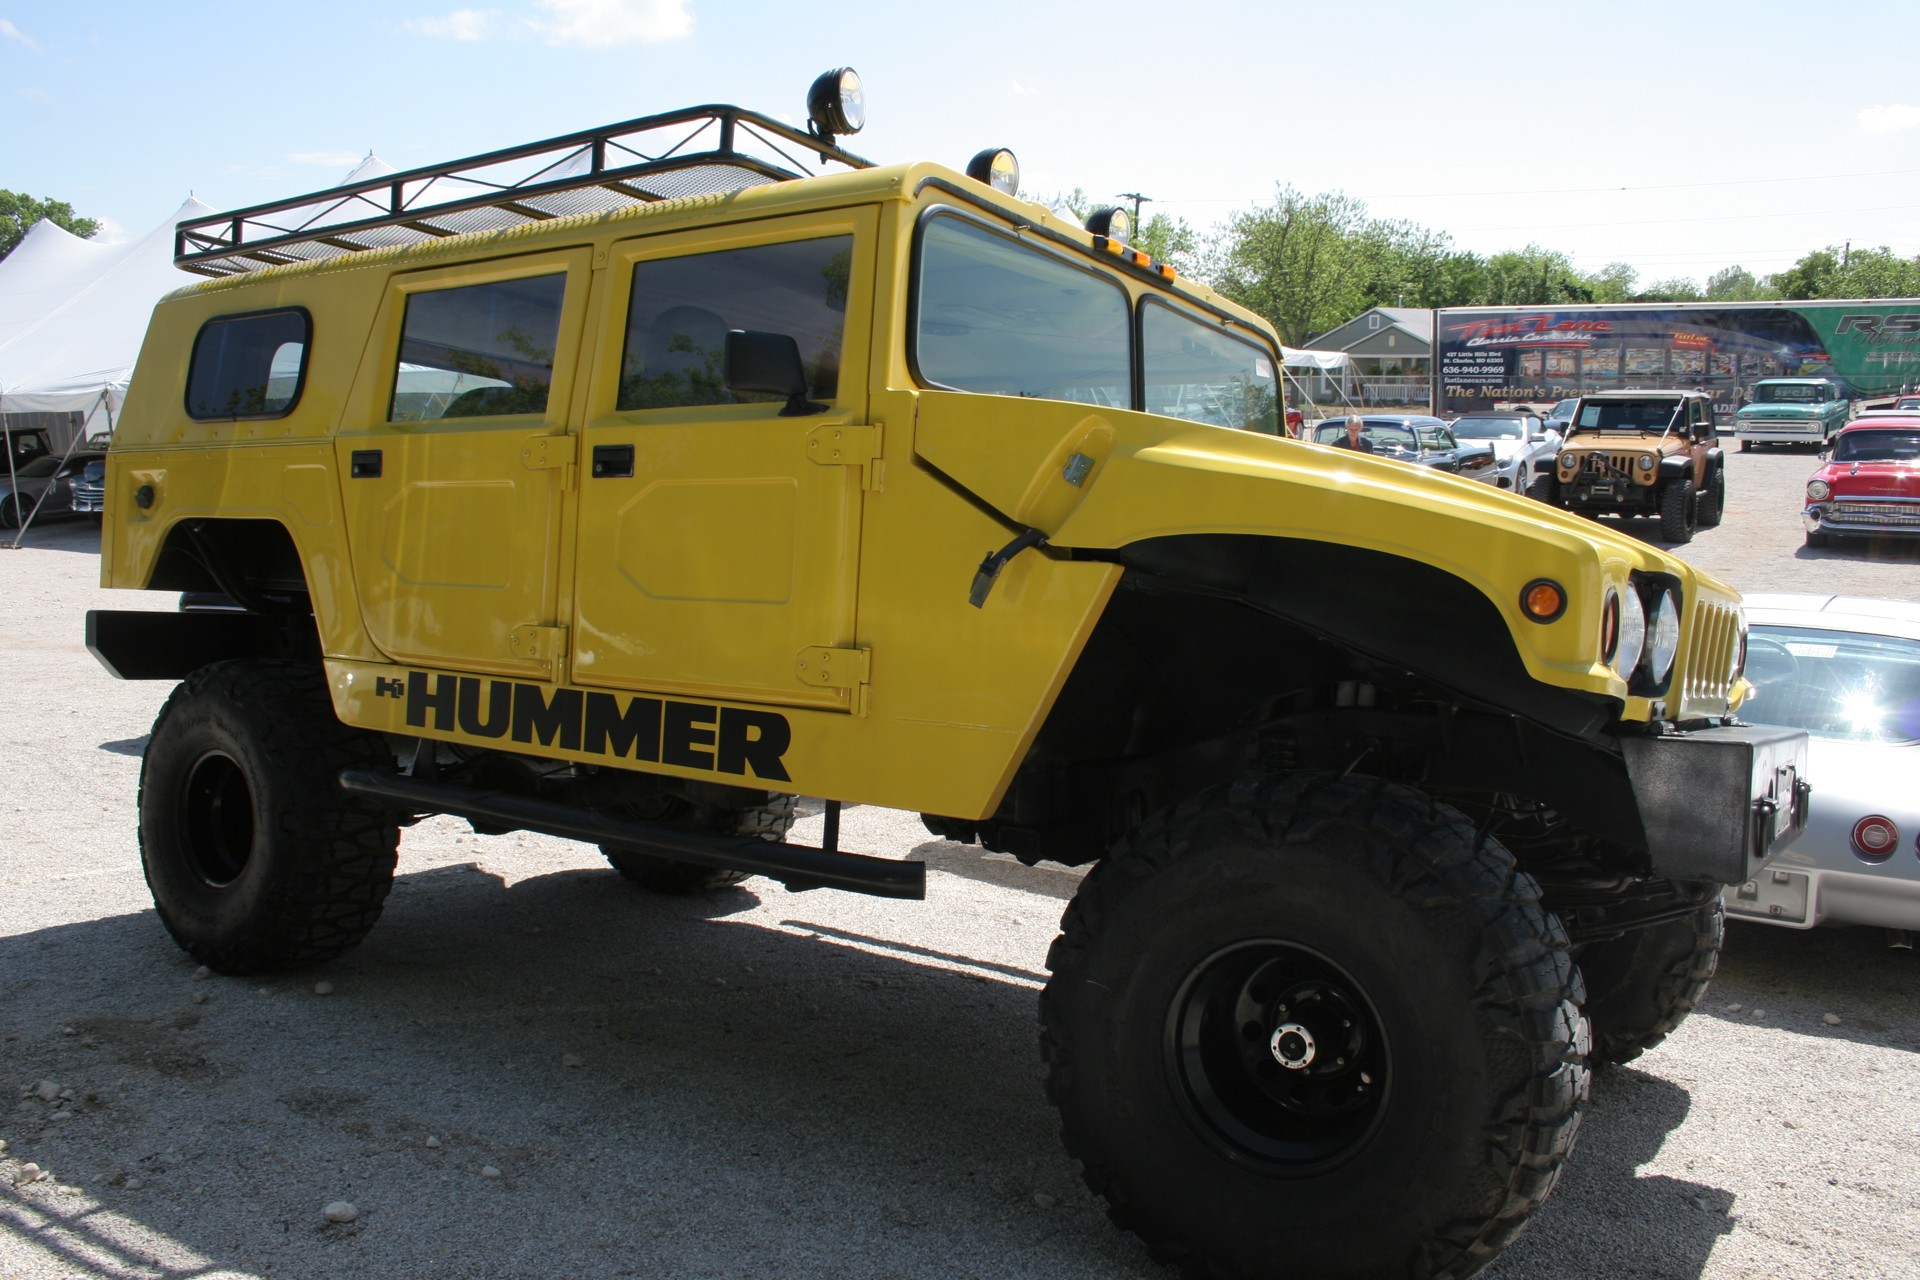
591;444;635;479
350;449;383;478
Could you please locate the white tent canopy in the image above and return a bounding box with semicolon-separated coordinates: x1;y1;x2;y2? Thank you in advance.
1281;346;1353;372
0;196;216;443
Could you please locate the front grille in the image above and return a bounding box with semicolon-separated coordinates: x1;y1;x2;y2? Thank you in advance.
1677;594;1740;717
1571;452;1646;481
1825;500;1920;528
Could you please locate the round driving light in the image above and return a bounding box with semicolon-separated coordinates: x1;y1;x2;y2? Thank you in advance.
1615;587;1646;680
807;67;865;137
967;148;1020;195
1852;815;1899;862
1807;479;1831;501
1601;589;1621;662
1520;578;1567;623
1085;206;1132;245
1645;589;1681;684
1637;454;1655;472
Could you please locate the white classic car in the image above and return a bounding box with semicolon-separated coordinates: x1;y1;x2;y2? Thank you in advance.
1733;593;1920;942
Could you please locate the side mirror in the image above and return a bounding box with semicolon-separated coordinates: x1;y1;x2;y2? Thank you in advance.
724;330;827;417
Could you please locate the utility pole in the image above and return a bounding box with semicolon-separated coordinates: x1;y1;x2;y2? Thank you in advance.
1118;191;1151;230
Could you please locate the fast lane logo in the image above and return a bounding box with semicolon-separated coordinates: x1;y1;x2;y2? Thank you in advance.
1449;314;1613;348
379;671;791;781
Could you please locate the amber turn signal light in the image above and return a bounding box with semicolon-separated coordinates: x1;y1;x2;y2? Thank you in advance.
1520;579;1567;623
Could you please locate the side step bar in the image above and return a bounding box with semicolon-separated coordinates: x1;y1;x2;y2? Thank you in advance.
336;768;925;900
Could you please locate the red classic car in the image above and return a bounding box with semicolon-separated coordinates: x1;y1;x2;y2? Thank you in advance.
1804;417;1920;548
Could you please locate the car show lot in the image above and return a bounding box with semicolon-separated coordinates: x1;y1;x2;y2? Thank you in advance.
2;445;1917;1280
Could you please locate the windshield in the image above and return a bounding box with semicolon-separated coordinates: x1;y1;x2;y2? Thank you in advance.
914;215;1130;407
1141;302;1279;434
1833;430;1920;462
1548;399;1576;418
1755;383;1825;404
1312;422;1418;452
1744;624;1920;743
1574;400;1681;433
1414;427;1452;449
1451;416;1524;440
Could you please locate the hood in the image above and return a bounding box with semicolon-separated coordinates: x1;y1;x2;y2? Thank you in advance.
1817;460;1920;498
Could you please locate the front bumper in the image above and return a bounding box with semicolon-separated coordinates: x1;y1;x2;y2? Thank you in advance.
1804;499;1920;538
1620;723;1811;884
1735;421;1830;445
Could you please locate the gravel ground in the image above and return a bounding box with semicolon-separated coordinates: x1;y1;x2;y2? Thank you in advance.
3;446;1918;1280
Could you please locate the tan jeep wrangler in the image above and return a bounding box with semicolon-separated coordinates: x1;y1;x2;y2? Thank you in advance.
1530;389;1727;544
86;72;1807;1280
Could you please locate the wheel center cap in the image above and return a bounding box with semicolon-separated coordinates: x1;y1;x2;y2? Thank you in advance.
1269;1022;1316;1070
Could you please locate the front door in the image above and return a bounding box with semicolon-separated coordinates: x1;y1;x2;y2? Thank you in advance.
569;210;877;711
336;248;594;678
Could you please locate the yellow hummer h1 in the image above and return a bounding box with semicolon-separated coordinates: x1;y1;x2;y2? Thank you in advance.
89;71;1808;1280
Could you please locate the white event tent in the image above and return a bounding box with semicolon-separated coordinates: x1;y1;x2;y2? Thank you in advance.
0;196;215;448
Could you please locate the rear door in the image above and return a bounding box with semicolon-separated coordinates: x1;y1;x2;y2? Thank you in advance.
569;210;877;711
335;248;593;678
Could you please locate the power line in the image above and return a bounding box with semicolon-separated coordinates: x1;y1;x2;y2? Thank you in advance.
1150;166;1920;207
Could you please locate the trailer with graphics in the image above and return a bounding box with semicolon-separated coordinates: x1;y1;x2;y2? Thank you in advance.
1434;299;1920;419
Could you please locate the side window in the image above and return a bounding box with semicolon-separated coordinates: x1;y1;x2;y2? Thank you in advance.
390;273;566;422
186;309;310;420
913;214;1130;407
618;237;853;412
1141;301;1279;433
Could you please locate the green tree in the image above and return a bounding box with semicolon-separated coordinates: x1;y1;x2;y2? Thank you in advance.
1475;245;1591;306
1830;246;1920;298
1767;248;1842;299
1587;262;1638;303
0;190;99;260
1705;265;1764;301
1134;212;1198;275
1203;186;1375;345
1636;277;1705;302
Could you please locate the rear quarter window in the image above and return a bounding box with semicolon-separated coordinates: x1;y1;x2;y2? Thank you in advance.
185;309;311;420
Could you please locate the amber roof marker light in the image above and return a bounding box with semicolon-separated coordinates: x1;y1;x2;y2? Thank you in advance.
1520;579;1568;624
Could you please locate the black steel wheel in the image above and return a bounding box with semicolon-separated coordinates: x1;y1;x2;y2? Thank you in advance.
1658;478;1696;544
1043;773;1590;1280
139;660;400;973
1524;475;1560;506
0;496;19;529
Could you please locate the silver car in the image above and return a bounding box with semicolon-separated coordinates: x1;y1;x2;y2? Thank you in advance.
1732;593;1920;937
1447;412;1562;492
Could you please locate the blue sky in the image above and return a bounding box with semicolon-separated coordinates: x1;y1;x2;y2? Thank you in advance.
5;0;1920;290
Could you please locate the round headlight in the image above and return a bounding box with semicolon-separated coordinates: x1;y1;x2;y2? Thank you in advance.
1085;206;1132;245
1637;454;1655;472
966;148;1020;195
807;67;865;137
1601;588;1621;662
1645;589;1681;684
1807;478;1831;501
1614;587;1646;680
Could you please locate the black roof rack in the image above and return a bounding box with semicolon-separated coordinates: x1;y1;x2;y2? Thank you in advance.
175;105;874;278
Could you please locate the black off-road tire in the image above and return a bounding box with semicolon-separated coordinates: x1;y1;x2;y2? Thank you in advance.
1576;894;1723;1066
1041;772;1590;1280
601;792;796;894
1658;478;1696;544
1697;468;1726;528
139;660;400;974
1524;475;1560;506
0;496;19;529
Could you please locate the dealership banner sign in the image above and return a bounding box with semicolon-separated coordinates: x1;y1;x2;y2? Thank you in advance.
1434;302;1920;414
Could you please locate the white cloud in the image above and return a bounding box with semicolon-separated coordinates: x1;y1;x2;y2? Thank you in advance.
15;85;49;103
1858;103;1920;135
1;18;40;50
1008;81;1038;98
529;0;692;48
407;8;497;40
89;215;131;246
289;150;365;168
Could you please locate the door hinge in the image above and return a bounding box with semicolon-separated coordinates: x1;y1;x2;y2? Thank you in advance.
796;645;871;714
521;434;578;488
510;624;568;672
806;422;883;490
